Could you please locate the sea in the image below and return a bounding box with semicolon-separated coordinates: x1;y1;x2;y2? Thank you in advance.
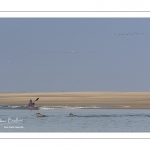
0;105;150;132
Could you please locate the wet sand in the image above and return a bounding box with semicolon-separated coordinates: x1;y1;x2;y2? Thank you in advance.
0;92;150;109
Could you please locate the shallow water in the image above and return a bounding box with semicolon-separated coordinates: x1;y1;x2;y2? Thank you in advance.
0;107;150;132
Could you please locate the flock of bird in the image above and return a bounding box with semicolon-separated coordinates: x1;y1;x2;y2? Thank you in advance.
115;32;148;36
29;50;99;54
29;32;148;54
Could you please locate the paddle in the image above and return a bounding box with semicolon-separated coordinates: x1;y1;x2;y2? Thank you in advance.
33;98;39;103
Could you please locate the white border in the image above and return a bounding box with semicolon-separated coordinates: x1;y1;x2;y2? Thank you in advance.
1;138;150;150
0;12;150;18
0;0;150;18
0;0;150;11
0;1;150;149
1;133;150;139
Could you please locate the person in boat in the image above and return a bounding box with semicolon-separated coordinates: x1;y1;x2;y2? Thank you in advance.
28;100;35;107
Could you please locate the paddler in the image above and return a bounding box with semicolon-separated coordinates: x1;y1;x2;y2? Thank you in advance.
28;100;35;108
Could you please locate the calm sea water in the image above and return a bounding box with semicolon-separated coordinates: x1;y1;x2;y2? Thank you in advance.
0;107;150;132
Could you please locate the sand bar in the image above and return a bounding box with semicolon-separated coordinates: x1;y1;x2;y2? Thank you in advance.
0;92;150;109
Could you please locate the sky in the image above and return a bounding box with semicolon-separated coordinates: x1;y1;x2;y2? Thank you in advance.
0;18;150;92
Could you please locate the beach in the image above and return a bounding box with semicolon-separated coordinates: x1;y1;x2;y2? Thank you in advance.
0;92;150;109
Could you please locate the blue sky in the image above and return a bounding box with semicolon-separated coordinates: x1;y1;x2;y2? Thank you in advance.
0;18;150;92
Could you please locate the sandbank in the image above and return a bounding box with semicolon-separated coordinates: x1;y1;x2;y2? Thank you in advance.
0;92;150;109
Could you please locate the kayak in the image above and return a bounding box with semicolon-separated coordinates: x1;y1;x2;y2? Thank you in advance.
0;98;40;110
0;105;41;110
28;103;35;108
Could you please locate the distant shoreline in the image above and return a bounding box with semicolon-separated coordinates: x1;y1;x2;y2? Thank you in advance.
0;92;150;109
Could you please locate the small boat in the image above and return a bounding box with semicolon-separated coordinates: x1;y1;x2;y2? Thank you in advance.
29;103;35;108
0;98;40;110
26;106;40;110
0;105;41;110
